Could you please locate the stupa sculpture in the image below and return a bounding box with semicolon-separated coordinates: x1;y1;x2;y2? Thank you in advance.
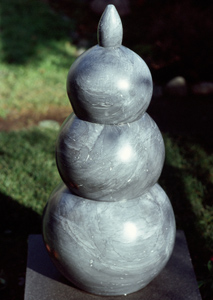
42;5;176;296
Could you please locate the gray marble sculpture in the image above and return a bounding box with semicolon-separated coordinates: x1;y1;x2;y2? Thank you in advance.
42;5;176;296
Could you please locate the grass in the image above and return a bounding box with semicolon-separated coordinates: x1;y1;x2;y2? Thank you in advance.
0;42;75;118
162;135;213;250
0;0;77;118
160;135;213;299
0;127;60;214
0;127;61;300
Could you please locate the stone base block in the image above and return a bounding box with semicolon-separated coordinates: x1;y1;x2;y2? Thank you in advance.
24;231;201;300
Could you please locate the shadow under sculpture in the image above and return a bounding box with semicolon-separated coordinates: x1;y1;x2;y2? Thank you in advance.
42;5;176;296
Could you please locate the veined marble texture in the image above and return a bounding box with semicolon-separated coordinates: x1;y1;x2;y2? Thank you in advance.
67;44;153;125
43;5;176;296
42;183;176;296
67;5;152;125
56;112;165;201
97;3;123;48
67;5;153;124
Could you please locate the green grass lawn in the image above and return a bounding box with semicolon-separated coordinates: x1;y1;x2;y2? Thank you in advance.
0;0;77;118
0;0;213;299
0;128;60;214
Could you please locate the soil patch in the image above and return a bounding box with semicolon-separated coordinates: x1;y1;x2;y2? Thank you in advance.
0;106;71;131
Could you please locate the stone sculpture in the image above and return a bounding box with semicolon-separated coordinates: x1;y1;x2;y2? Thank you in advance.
42;5;176;296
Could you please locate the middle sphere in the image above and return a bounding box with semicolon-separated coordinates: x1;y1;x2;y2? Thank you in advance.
56;113;165;201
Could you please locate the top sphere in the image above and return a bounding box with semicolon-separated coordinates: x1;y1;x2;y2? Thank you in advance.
67;5;153;124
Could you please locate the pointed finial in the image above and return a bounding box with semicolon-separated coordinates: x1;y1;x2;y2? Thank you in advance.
98;5;123;48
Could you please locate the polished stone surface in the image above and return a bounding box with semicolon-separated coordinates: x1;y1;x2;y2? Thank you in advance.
43;183;175;296
98;4;123;48
67;6;152;125
24;231;202;300
56;113;165;201
42;4;176;297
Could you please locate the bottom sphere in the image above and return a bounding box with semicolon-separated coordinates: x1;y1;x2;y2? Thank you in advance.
42;183;176;296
